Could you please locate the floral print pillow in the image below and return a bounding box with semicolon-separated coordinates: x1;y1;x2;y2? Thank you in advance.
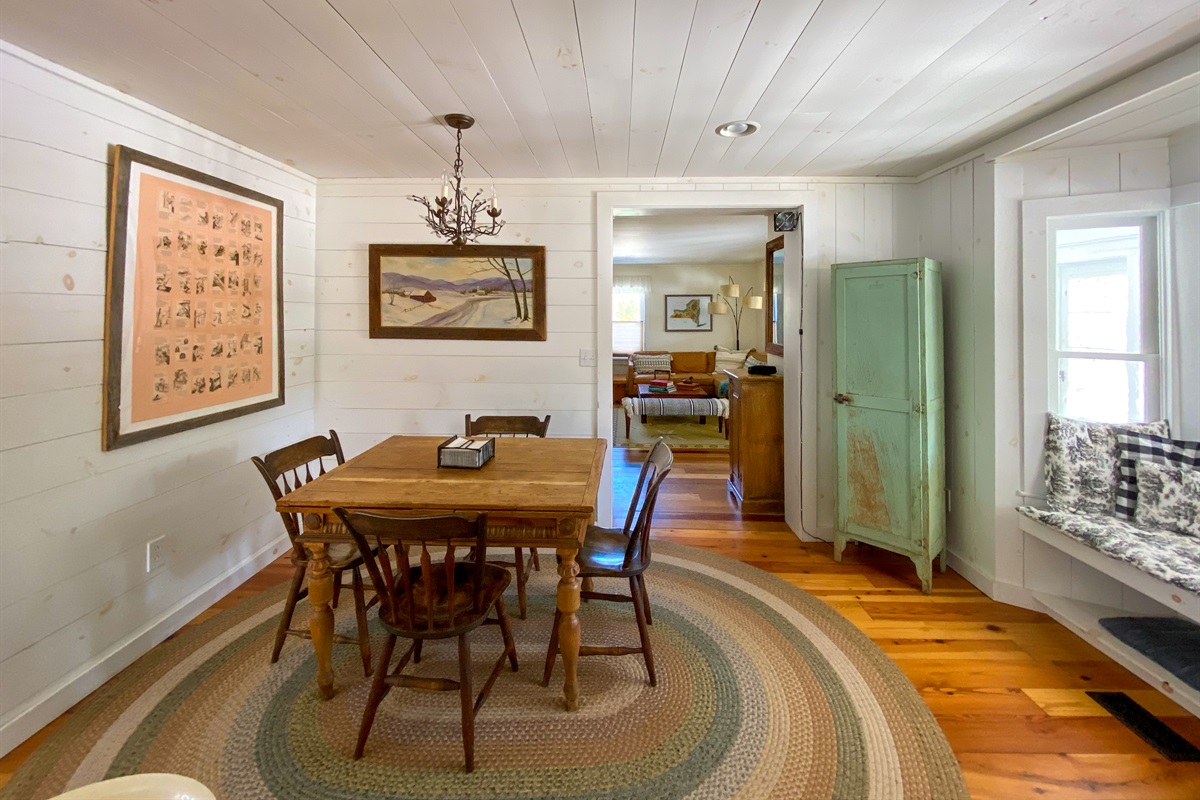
1044;414;1170;515
1134;460;1200;537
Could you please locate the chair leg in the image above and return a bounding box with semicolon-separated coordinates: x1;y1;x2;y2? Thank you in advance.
541;608;562;687
531;548;541;571
630;577;657;687
413;640;423;664
513;548;528;620
351;567;371;677
272;563;307;664
495;595;519;672
637;574;653;626
458;634;475;773
332;568;344;609
354;635;397;760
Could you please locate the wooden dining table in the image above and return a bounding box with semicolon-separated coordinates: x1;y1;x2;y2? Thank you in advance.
274;434;607;711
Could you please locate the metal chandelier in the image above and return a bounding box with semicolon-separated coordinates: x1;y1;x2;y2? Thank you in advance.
408;114;504;247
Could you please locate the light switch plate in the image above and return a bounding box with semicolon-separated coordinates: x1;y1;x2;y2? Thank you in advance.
579;349;597;367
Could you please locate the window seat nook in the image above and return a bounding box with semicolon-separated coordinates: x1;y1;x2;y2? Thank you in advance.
1016;506;1200;714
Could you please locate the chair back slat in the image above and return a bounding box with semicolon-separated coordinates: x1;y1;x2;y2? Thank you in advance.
464;414;551;438
251;431;345;556
334;510;488;636
622;439;674;570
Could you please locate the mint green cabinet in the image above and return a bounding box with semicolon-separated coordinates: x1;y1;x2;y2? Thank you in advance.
831;258;945;594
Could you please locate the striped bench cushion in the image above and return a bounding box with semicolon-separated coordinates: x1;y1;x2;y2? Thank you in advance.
622;397;729;418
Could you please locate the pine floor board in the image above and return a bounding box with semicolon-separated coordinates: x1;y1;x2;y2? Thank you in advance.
2;448;1198;799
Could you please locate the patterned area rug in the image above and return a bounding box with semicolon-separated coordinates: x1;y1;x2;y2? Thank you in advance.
613;406;729;452
3;543;966;800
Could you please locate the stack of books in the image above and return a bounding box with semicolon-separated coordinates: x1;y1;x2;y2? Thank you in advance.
647;379;676;394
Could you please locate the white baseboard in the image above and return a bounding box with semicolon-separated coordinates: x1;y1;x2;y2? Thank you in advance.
0;534;288;758
943;551;991;594
991;579;1041;611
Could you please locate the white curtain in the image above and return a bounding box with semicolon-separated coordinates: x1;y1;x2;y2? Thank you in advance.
613;275;651;293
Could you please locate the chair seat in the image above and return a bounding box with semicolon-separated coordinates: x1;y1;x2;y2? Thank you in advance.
381;562;511;638
578;526;642;577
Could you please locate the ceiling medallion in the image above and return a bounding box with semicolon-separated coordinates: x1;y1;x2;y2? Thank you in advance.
714;120;760;138
408;114;503;247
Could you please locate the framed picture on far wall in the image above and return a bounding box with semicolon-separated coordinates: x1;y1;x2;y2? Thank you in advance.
664;294;713;332
368;243;547;341
102;145;285;451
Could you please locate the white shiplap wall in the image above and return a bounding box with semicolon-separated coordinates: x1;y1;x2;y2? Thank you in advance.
315;179;914;538
0;44;317;754
912;157;997;588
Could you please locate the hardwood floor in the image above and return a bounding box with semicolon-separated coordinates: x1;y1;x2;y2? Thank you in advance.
3;449;1198;798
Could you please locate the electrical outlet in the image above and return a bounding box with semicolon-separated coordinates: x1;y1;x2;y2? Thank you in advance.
579;348;597;367
146;536;166;573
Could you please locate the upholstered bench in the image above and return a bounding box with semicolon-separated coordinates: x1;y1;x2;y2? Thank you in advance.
620;396;729;438
1017;506;1200;605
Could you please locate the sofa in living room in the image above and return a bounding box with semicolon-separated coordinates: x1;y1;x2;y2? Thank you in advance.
621;348;766;398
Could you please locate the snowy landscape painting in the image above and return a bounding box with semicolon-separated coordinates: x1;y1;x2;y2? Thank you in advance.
367;244;546;340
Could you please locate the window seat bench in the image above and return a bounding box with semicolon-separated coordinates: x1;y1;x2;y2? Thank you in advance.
1017;506;1200;715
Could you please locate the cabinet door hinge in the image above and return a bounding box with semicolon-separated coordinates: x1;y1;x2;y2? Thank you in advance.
914;402;926;414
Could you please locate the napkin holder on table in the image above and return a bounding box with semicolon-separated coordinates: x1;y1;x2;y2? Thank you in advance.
437;436;495;469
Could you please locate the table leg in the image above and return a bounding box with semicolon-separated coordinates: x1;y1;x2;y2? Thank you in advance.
555;546;582;711
302;513;336;700
699;415;707;424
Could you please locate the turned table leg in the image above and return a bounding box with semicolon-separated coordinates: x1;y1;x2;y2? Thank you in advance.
555;546;582;711
302;513;336;700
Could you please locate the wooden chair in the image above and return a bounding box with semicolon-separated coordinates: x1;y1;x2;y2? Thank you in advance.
463;413;552;619
334;509;518;772
251;431;372;676
542;438;673;687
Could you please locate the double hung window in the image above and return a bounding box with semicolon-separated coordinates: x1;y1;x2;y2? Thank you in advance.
612;287;647;353
1049;216;1161;423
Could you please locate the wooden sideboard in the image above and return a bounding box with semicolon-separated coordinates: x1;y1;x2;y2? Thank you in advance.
724;369;784;513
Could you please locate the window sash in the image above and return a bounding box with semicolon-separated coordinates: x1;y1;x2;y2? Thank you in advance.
612;321;643;353
1048;214;1162;421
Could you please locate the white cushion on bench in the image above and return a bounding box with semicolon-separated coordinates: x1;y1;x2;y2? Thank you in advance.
1018;506;1200;594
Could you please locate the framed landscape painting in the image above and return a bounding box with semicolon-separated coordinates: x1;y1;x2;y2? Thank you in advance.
664;294;713;332
368;244;546;340
102;145;285;451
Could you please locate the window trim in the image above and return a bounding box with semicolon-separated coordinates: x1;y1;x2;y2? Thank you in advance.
1019;189;1170;497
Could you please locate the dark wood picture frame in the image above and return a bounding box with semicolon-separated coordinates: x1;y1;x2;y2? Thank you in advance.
102;145;285;451
368;243;547;340
663;293;713;332
765;234;785;356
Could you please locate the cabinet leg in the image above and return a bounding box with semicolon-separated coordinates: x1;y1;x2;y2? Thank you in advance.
833;536;846;563
938;548;947;574
912;555;933;595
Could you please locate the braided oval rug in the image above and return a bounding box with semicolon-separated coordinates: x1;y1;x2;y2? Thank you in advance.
3;543;966;800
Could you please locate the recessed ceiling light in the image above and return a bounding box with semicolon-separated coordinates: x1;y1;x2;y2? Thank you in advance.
715;120;760;138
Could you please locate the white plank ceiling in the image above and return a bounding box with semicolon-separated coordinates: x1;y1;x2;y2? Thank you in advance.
1;0;1197;179
614;212;769;265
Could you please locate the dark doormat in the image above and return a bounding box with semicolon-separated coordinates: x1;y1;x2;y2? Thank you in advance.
1086;691;1200;762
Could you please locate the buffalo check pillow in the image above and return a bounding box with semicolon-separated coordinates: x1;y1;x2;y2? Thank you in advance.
1115;432;1200;521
